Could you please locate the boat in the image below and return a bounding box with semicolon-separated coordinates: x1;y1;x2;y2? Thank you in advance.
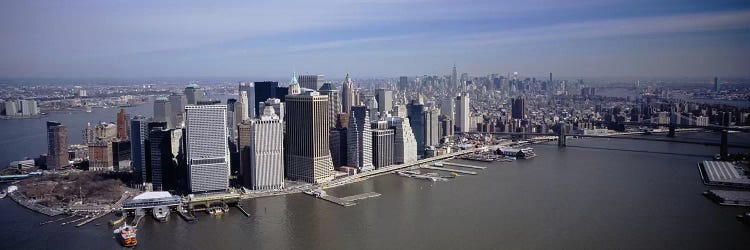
113;223;137;247
208;207;227;216
152;206;170;222
0;192;6;199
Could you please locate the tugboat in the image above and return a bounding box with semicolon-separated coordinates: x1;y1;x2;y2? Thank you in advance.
113;223;137;247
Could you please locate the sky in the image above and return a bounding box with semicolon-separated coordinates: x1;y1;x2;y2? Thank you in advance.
1;0;749;79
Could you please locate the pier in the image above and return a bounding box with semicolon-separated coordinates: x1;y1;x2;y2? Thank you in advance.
440;162;487;169
421;166;478;175
341;192;381;202
319;195;356;207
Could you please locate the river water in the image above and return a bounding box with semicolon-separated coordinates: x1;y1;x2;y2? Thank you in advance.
1;132;749;249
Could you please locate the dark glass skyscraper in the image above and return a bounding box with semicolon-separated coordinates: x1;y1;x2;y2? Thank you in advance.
512;98;525;119
253;81;279;115
407;100;425;158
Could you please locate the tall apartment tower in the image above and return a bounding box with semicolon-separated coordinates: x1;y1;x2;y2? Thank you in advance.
456;93;471;132
185;105;230;193
239;82;256;118
371;121;394;168
184;84;203;105
347;106;374;172
318;83;341;127
452;64;458;88
284;92;335;183
153;97;172;128
424;107;440;147
341;74;355;114
116;108;129;140
245;106;284;191
46;121;69;170
386;117;418;164
375;89;393;113
236;91;249;123
298;74;325;91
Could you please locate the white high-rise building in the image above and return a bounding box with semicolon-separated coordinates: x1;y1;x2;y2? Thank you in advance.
440;98;455;122
347;106;374;172
387;116;418;164
456;93;471;132
247;106;284;191
236;90;250;122
259;98;285;121
425;107;440;147
185;105;230;193
341;73;354;114
375;89;393;114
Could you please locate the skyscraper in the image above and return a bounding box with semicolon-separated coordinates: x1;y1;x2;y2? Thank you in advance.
407;100;426;157
452;64;458;88
318;83;341;127
456;93;470;132
341;74;355;114
149;127;184;192
424;107;440;147
153;97;172;128
258;98;284;121
440;98;455;122
168;93;186;128
512;98;525;119
329;113;348;169
347;106;374;172
130;116;149;184
116;108;129;140
365;96;379;122
236;91;249;123
239;82;256;119
226;98;238;140
184;84;203;105
185;105;230;193
254;81;279;116
46;121;68;170
375;88;393;114
244;106;284;191
88;140;113;171
371;121;394;169
285;91;335;183
386;117;418;164
298;74;325;91
398;76;409;90
714;76;720;92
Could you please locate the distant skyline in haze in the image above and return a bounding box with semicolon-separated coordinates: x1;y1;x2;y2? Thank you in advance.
1;0;749;79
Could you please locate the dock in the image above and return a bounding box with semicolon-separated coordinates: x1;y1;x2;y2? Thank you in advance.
704;190;750;206
441;162;487;169
422;166;478;175
341;192;381;202
319;195;356;207
41;214;76;226
236;205;250;217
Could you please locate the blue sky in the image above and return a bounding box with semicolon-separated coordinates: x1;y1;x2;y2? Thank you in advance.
1;0;749;79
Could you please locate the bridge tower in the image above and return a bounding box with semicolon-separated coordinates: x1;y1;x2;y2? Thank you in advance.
720;130;728;160
557;123;567;147
667;111;676;137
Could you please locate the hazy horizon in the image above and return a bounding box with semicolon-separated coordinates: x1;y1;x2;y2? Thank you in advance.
1;0;749;79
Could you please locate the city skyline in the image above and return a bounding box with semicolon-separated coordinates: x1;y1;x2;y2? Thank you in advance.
1;0;749;79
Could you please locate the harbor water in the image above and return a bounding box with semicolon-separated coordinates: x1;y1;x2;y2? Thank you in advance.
1;132;749;249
